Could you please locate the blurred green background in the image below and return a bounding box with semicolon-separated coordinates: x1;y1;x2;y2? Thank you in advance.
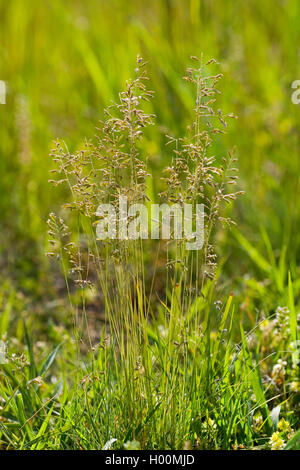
0;0;300;309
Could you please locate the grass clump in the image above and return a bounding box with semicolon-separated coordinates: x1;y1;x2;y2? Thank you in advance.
0;56;299;451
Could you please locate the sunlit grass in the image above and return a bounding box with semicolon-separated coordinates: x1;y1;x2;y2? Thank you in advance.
0;0;299;450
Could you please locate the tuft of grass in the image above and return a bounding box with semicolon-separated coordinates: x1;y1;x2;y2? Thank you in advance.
0;1;299;448
0;57;294;450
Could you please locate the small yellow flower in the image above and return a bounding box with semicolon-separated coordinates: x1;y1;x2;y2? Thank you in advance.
278;419;292;433
290;381;299;392
277;419;294;440
259;319;269;331
269;432;285;450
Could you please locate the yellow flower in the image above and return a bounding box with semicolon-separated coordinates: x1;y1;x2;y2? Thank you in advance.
278;419;292;433
269;432;285;450
259;319;269;331
290;381;299;392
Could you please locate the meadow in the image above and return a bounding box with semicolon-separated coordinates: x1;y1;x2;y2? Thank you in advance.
0;0;299;450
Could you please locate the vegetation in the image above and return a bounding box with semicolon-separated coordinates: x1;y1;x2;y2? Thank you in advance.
0;0;299;450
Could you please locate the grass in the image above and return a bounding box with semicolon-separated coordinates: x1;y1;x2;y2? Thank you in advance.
0;0;299;451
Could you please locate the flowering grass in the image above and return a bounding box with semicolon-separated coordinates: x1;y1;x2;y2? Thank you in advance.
0;0;299;451
1;55;299;451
